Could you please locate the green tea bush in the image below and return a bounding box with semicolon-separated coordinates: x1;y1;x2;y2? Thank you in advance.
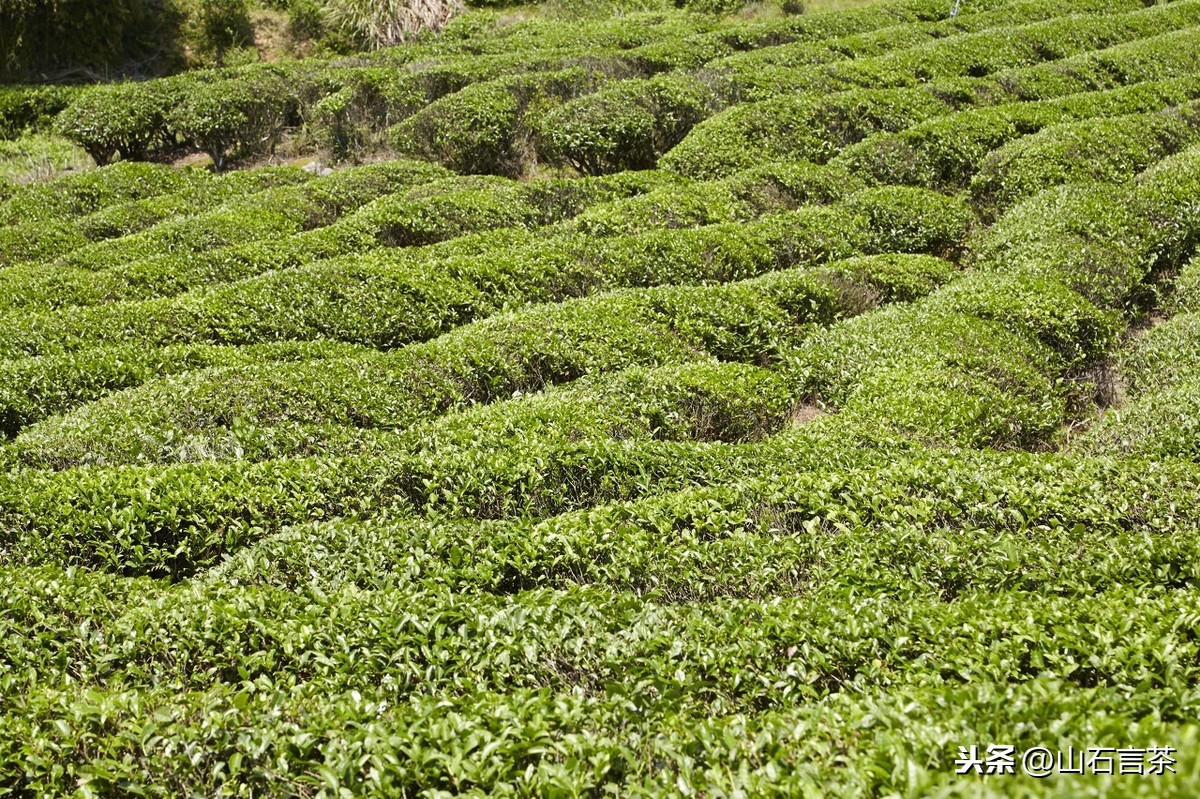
73;166;310;243
974;23;1200;103
835;104;1063;189
391;69;595;176
717;0;1116;86
1074;311;1200;459
348;170;669;248
536;73;715;175
722;160;862;214
623;30;734;72
352;175;546;246
0;221;90;268
823;253;956;303
968;181;1153;309
0;340;371;439
0;85;78;139
0;180;973;360
0;180;974;360
390;79;521;175
1116;312;1200;399
1131;142;1200;279
1078;377;1200;459
0;456;364;578
666;3;1200;180
39;161;438;275
842;185;974;258
206;443;1200;603
0;205;858;358
835;77;1200;190
53;80;181;165
14;6;1200;792
166;67;296;169
6;254;919;464
53;188;316;272
971;102;1200;218
661;88;951;178
564;179;745;237
792;301;1070;449
930;271;1122;367
2;168;311;269
1172;254;1200;314
0;361;789;575
307;67;428;161
0;161;194;225
825;0;1200;91
0;168;665;315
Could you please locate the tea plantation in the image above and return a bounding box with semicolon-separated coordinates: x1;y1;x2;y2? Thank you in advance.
5;0;1200;795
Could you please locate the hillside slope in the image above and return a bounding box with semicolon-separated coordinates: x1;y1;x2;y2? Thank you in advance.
4;0;1200;795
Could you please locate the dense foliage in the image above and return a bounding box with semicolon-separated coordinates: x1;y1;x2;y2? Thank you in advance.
5;0;1200;795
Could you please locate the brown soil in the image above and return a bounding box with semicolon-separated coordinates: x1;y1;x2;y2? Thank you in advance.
251;9;294;62
789;403;827;426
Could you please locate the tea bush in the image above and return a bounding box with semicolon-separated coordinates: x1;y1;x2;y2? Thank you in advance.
166;67;296;169
11;0;1200;793
0;187;966;358
7;254;936;465
0;86;78;139
536;73;716;175
0;161;192;225
392;69;597;176
1172;254;1200;314
53;80;181;165
971;102;1200;218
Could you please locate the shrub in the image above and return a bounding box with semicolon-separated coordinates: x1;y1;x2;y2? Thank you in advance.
824;253;957;303
1132;143;1200;281
73;166;305;243
566;180;746;237
930;272;1121;367
1073;311;1200;459
167;68;296;169
390;80;520;175
0;161;191;225
536;73;715;175
722;160;862;214
182;0;255;66
53;81;180;164
307;67;434;161
0;340;368;439
834;104;1061;189
1171;255;1200;315
970;104;1200;219
0;222;89;268
391;70;594;176
792;303;1068;449
969;182;1153;310
660;88;950;179
842;185;973;258
6;253;917;462
683;0;750;14
835;77;1200;190
1076;377;1200;460
976;24;1200;103
0;86;79;139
